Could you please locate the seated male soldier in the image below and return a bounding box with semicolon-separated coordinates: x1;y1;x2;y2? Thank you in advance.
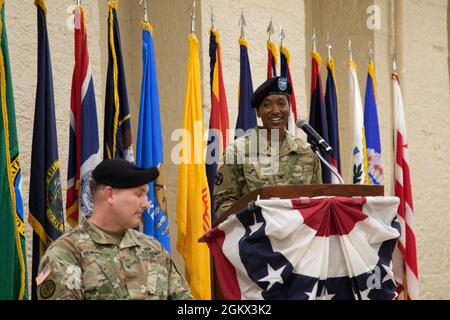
37;159;192;300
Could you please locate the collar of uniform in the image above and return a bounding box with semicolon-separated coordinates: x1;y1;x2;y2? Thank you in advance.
253;127;300;157
120;229;141;249
82;218;140;248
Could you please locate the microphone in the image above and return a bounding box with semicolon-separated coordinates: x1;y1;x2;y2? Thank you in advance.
296;119;332;154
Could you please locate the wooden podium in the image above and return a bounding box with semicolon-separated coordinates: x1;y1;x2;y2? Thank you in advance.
209;184;384;299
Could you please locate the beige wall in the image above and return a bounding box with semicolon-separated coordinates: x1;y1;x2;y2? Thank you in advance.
5;0;450;299
396;0;450;299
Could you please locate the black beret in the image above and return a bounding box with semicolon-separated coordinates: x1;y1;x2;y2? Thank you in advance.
92;159;159;188
251;76;292;108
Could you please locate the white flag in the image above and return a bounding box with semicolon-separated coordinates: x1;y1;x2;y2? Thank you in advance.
348;60;368;184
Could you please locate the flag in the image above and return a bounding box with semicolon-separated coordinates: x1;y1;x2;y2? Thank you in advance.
205;197;400;300
267;39;277;78
235;37;256;137
309;51;331;183
325;57;342;183
348;60;369;184
392;72;419;299
66;5;101;227
206;29;229;222
104;1;133;162
364;62;384;185
280;44;299;137
136;21;170;252
176;34;212;300
28;0;64;300
0;0;27;299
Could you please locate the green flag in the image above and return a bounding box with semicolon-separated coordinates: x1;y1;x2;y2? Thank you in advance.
0;0;28;300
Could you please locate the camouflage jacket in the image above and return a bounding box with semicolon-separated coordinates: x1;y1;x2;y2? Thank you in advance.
214;128;322;219
37;219;193;300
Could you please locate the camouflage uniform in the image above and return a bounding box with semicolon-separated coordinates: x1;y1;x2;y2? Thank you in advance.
214;128;322;218
37;219;192;300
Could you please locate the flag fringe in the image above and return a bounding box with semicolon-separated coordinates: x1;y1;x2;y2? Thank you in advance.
79;6;88;39
108;4;120;159
326;57;339;98
210;28;220;44
108;0;117;10
66;205;78;228
280;45;290;65
238;37;248;47
311;50;322;68
141;20;153;35
28;213;50;245
34;0;47;16
267;40;278;66
368;62;378;100
348;59;358;73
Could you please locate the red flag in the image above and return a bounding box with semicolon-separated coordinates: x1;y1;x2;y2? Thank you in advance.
206;29;229;221
208;29;229;153
392;73;419;300
66;6;101;227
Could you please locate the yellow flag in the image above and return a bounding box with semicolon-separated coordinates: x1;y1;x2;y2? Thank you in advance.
176;34;211;300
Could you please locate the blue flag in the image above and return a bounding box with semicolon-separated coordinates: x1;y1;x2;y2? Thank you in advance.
364;63;384;185
325;58;342;184
235;38;256;138
309;51;331;183
136;22;170;252
104;1;133;161
28;1;64;299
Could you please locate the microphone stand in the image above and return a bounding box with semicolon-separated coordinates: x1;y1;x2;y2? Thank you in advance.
310;144;345;184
